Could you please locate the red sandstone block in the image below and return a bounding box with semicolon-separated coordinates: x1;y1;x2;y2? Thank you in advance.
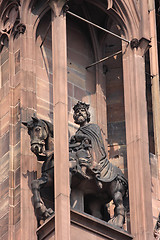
36;53;44;69
13;153;20;172
12;122;21;146
12;75;20;91
24;58;36;73
1;114;9;137
13;36;20;53
21;90;36;109
25;38;35;60
106;79;124;105
0;153;9;182
36;61;52;83
9;185;20;206
67;61;86;75
15;220;21;240
0;177;9;198
15;168;20;187
15;50;20;74
13;186;20;206
1;60;9;87
27;91;36;109
0;195;9;219
10;105;20;125
107;121;126;145
0;232;8;240
107;103;125;123
68;97;72;112
104;52;122;70
13;202;20;225
68;82;73;97
82;94;90;105
9;170;15;189
1;49;9;66
9;84;20;106
37;83;53;104
0;81;10;102
0;95;9;118
68;49;90;67
67;70;86;89
86;70;96;93
90;94;96;109
0;213;9;237
37;97;53;109
37;105;51;120
67;24;93;59
0;132;9;157
74;86;86;101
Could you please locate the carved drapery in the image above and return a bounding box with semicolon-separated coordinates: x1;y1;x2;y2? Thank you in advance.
0;0;26;50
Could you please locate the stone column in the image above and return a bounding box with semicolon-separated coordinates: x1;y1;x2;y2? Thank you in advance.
122;40;153;239
48;1;70;240
149;2;160;172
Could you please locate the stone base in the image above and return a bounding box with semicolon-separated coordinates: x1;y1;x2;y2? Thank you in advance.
36;210;133;240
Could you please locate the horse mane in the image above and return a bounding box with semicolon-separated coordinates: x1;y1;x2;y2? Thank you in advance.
41;119;54;138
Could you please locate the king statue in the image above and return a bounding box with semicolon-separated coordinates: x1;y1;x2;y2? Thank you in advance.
69;101;127;189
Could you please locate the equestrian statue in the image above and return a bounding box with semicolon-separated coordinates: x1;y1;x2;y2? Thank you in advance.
22;101;128;228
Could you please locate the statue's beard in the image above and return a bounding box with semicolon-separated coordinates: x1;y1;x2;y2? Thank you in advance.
74;115;86;124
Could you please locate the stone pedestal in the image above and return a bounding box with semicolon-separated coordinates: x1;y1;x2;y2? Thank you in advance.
37;210;133;240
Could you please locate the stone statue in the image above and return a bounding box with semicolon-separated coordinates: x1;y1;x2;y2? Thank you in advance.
69;102;123;187
69;102;128;228
154;213;160;239
22;101;128;228
22;117;54;225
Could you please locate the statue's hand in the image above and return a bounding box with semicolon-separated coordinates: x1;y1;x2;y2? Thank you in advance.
70;135;76;143
76;134;91;143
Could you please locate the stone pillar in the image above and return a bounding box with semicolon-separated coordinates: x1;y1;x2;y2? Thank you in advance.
149;3;160;173
48;1;70;240
122;40;153;239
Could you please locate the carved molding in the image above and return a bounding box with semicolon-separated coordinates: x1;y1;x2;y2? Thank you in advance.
106;0;113;10
48;0;69;17
0;0;26;50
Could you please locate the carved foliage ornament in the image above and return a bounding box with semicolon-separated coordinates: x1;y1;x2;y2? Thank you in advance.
0;0;26;50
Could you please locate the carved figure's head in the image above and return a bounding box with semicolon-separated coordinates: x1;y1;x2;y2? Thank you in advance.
22;117;53;155
73;101;90;125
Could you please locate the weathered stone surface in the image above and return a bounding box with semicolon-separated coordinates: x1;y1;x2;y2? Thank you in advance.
107;122;126;145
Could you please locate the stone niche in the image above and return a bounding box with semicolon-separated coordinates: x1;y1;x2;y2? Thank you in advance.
36;210;133;240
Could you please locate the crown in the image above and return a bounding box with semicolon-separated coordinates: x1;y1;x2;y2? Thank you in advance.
73;101;90;112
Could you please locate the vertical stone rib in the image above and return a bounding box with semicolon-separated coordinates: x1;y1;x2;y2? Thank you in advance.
50;1;70;239
122;44;153;240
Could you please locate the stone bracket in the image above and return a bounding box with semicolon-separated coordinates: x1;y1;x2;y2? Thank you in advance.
130;38;140;49
130;37;151;56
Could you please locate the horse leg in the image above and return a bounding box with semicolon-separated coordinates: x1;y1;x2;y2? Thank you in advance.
31;176;53;221
111;190;125;228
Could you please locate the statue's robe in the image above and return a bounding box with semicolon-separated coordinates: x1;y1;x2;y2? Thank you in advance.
75;123;127;184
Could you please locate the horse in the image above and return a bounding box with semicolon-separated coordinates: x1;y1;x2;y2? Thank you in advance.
22;116;128;228
22;117;55;224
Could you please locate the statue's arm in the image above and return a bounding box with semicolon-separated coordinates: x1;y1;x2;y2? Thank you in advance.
75;133;91;143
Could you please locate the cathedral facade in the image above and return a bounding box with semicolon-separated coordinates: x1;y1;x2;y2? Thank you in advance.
0;0;160;239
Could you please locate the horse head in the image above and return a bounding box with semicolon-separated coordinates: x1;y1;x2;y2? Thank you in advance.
22;116;54;156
